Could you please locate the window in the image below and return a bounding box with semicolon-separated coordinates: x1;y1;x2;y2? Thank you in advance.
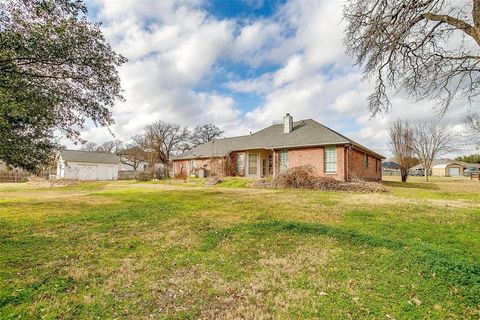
189;159;195;175
248;154;258;175
143;164;147;171
236;153;245;175
364;153;369;168
324;146;337;173
279;150;288;172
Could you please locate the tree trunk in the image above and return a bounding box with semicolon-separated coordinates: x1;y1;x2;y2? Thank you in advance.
400;167;408;182
424;166;429;182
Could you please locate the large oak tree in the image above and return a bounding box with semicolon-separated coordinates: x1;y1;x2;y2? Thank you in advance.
136;121;189;176
344;0;480;115
188;124;224;149
0;0;125;172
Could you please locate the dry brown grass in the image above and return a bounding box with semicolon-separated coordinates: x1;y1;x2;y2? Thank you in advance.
343;193;479;209
151;241;336;319
107;258;139;293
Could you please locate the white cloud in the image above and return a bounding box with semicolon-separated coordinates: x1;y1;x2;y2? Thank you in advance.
72;0;476;157
77;0;240;145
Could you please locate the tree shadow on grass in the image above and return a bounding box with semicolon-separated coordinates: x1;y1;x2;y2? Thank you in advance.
383;181;440;190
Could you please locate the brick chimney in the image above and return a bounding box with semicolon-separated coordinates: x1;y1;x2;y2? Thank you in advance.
283;113;293;134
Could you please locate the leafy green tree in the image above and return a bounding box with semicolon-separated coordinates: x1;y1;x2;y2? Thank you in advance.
0;0;126;172
455;154;480;163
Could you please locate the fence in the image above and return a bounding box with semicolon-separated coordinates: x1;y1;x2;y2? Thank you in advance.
469;173;480;181
0;170;50;183
382;170;401;176
118;169;169;181
118;170;139;180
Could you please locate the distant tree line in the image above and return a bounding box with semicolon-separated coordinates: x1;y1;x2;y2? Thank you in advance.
455;154;480;164
80;122;224;176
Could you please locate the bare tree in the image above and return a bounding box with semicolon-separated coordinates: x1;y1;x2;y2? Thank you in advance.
412;121;454;182
189;124;224;148
388;120;418;182
344;0;480;115
465;112;480;148
117;144;146;171
96;140;123;153
139;121;189;176
80;142;97;152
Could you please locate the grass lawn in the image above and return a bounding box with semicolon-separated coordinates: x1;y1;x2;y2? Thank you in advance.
1;176;480;319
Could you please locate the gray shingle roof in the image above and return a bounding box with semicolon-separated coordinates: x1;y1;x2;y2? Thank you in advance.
59;150;120;164
174;119;384;160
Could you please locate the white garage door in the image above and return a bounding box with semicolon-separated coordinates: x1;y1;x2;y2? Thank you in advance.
448;167;460;176
78;165;98;180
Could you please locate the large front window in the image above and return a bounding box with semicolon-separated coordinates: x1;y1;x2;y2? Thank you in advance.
248;154;258;175
324;146;337;173
279;150;288;172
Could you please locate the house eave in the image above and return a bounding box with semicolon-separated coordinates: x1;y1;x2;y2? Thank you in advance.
173;142;385;160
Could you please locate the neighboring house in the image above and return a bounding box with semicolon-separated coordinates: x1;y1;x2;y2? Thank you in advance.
382;160;401;176
119;161;162;172
57;150;120;181
464;162;480;170
172;114;385;181
410;159;469;177
116;148;164;172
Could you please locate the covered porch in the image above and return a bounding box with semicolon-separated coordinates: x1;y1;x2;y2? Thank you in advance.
233;149;280;179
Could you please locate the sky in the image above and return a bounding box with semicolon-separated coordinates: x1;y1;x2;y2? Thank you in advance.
72;0;477;157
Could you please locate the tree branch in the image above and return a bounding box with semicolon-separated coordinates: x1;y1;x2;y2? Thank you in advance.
422;12;480;44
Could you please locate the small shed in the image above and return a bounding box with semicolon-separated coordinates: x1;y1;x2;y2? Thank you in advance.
57;150;120;181
432;162;464;177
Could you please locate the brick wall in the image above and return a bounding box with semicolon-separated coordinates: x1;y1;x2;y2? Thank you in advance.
346;147;382;181
286;146;346;181
174;145;382;181
173;157;228;177
173;160;188;176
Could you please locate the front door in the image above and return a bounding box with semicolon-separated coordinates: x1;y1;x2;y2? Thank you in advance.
262;158;267;177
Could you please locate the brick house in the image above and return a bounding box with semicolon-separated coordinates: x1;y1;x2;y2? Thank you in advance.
172;114;385;181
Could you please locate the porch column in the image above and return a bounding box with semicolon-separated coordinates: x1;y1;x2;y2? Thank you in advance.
272;150;276;177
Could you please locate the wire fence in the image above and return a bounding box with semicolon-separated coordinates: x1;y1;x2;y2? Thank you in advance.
382;170;401;176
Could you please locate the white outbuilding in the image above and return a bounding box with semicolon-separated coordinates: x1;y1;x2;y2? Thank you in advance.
56;150;120;181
